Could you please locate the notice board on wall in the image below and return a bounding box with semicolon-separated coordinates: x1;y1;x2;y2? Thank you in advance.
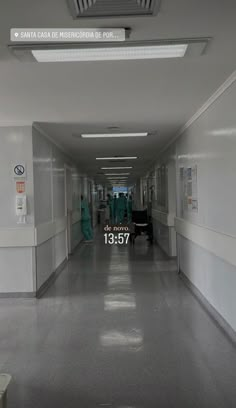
179;165;198;216
157;164;168;211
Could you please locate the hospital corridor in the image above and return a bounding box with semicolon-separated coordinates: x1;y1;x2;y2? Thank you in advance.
1;1;236;407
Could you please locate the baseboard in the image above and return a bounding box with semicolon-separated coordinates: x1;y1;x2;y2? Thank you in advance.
0;292;36;299
179;270;236;345
36;258;67;298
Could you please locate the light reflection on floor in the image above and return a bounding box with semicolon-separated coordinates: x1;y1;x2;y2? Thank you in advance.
104;293;136;311
100;329;143;348
107;275;132;287
108;265;129;273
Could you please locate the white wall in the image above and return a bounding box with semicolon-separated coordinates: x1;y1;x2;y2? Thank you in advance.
0;124;95;295
71;172;82;249
154;72;236;331
0;126;34;227
148;144;177;257
179;235;236;331
33;125;85;291
0;126;35;294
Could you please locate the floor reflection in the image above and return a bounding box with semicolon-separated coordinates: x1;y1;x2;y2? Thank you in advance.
107;275;131;288
104;294;136;311
100;329;143;349
108;265;129;273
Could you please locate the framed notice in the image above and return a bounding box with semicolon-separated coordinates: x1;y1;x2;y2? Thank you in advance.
179;165;198;214
191;165;198;212
179;167;184;217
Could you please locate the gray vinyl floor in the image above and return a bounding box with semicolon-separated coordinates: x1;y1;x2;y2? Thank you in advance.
1;234;236;407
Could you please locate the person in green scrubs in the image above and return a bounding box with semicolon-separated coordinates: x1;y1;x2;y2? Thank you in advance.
117;193;126;223
81;195;93;242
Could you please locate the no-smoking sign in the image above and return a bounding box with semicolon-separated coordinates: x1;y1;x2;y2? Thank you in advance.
13;163;26;178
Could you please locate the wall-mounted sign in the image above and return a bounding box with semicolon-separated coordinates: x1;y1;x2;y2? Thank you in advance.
179;165;198;215
16;181;25;194
13;163;26;179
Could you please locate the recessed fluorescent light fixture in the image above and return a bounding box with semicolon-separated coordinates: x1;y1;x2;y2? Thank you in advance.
81;132;148;138
101;167;133;170
105;173;130;176
9;39;210;62
96;157;137;160
31;44;188;62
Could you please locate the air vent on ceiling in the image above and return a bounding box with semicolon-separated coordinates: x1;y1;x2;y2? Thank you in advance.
67;0;160;18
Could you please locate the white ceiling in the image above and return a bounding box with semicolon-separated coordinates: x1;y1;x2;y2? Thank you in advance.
1;0;236;182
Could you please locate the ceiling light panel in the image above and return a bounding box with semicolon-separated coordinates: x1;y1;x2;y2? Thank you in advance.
105;173;130;175
31;44;188;62
81;132;148;138
101;167;133;169
96;157;137;160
